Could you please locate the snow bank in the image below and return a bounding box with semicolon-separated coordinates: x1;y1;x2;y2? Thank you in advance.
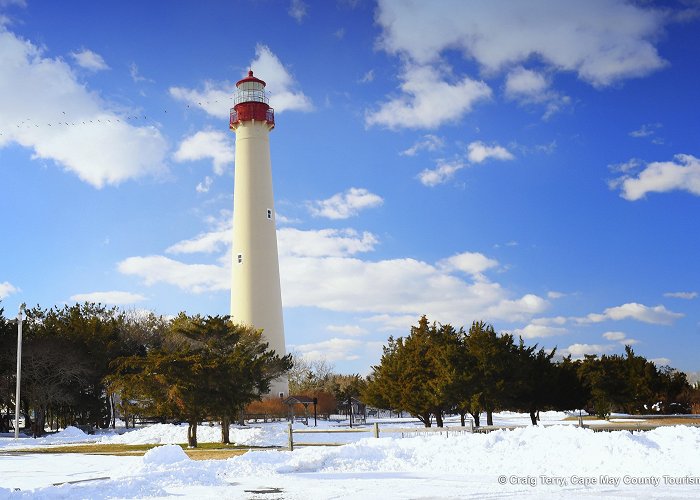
142;444;189;465
3;425;700;498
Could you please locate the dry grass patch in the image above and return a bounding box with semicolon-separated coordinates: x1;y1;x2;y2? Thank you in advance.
1;442;276;460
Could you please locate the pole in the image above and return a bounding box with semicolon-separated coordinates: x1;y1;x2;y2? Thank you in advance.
14;305;24;440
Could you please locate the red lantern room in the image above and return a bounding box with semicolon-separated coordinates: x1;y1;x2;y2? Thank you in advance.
230;70;275;130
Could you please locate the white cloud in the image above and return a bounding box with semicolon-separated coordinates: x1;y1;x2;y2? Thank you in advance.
169;81;233;119
120;225;548;330
293;338;363;362
504;66;569;118
467;141;515;163
650;357;672;367
602;331;639;345
326;324;369;336
664;291;698;300
578;302;683;325
249;45;312;113
288;0;308;23
278;228;377;258
602;331;626;341
611;154;700;200
505;67;549;98
173;130;234;175
375;0;666;87
70;49;109;72
512;323;567;339
438;252;498;276
169;45;312;117
117;256;228;293
307;188;383;219
561;343;615;358
365;64;491;129
417;159;466;187
400;134;444;156
0;281;19;299
547;291;566;299
69;291;146;305
166;229;230;255
196;176;213;193
0;29;168;188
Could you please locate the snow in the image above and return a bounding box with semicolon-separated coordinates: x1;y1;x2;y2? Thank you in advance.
2;413;699;498
142;444;189;465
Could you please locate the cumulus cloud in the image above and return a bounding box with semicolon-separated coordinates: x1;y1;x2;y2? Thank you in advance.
417;159;466;187
418;141;513;186
117;256;228;293
170;45;311;118
610;154;700;200
307;188;383;219
173;130;234;175
0;28;168;188
664;291;698;300
561;343;615;358
467;141;515;163
577;302;683;325
0;281;19;299
327;324;369;336
69;291;146;305
650;357;672;367
70;48;109;72
400;134;444;156
120;223;548;329
602;331;626;341
505;67;549;98
278;228;377;258
293;338;364;362
511;323;567;339
602;330;638;345
438;252;498;276
365;64;491;129
166;229;230;255
375;0;666;86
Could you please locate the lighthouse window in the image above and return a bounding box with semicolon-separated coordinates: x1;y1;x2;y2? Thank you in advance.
237;254;243;264
267;209;272;220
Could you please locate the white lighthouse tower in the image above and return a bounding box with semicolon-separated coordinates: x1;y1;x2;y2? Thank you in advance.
230;71;288;398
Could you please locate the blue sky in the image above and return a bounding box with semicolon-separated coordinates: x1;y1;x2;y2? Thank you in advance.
1;0;699;378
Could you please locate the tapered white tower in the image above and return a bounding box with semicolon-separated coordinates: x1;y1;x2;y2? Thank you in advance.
230;71;288;398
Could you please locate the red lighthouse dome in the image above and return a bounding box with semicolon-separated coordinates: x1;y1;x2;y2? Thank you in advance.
230;70;275;130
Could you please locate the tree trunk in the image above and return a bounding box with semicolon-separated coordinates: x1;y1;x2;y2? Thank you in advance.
460;412;466;427
529;410;538;426
486;409;494;426
187;420;198;448
420;412;432;427
221;417;230;444
435;411;444;428
469;411;480;427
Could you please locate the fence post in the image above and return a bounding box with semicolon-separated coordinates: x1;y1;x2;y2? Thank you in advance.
469;419;474;433
373;422;379;438
288;422;294;451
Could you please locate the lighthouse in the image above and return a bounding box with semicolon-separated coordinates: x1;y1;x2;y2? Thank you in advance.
230;71;288;398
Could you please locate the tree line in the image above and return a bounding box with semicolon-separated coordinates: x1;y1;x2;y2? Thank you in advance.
0;303;290;447
362;316;698;427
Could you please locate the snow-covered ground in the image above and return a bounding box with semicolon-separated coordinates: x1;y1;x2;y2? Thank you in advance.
1;412;699;499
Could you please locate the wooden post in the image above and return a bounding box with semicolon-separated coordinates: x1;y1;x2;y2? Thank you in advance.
469;418;474;433
373;422;379;438
288;422;293;451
